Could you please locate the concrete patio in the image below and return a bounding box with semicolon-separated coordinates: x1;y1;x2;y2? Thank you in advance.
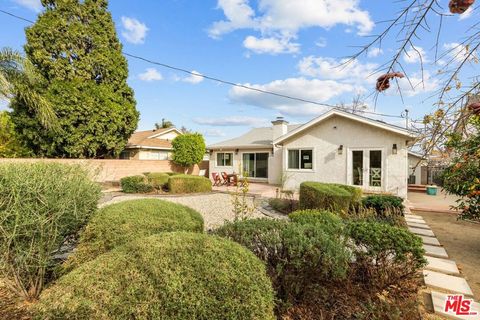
407;189;459;213
213;182;289;199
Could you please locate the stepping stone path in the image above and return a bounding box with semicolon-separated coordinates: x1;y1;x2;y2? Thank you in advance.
404;208;480;319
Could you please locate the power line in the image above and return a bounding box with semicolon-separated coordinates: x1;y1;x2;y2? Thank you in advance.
0;8;405;119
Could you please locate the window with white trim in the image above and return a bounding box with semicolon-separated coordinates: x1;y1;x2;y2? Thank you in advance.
288;149;313;170
216;152;233;166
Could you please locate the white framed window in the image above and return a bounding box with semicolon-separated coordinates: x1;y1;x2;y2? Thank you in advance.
288;149;313;170
216;152;233;167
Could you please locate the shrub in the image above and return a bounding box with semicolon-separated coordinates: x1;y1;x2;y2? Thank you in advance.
0;162;101;300
288;209;344;235
299;182;351;212
171;133;206;170
64;199;204;270
269;198;297;214
214;218;350;307
145;172;170;190
167;174;212;193
35;233;275;320
120;175;153;193
346;220;426;288
327;183;363;203
362;195;404;216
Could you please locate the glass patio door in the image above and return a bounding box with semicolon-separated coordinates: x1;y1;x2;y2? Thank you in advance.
242;153;268;178
350;149;383;191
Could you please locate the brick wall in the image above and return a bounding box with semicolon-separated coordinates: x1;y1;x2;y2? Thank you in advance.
0;158;209;182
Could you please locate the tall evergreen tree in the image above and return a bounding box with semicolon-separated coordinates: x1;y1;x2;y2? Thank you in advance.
10;0;139;158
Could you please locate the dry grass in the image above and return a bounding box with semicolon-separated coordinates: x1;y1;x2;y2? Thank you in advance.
0;279;32;320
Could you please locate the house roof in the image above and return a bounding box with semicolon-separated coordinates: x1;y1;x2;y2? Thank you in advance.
408;151;427;160
125;128;181;150
274;109;416;144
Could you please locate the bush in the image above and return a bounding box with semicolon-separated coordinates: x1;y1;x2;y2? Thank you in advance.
64;199;204;270
35;233;275;320
268;198;297;214
171;133;206;169
299;182;351;212
167;174;212;193
145;172;170;190
288;209;344;235
213;218;350;308
120;175;153;193
327;183;363;203
0;162;101;300
362;195;404;216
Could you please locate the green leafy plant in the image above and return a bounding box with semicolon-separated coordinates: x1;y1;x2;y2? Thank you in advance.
327;183;363;204
0;162;100;301
36;233;276;320
298;182;352;212
167;174;212;193
120;175;153;193
288;209;344;234
64;199;204;270
171;133;206;172
145;172;170;190
0;111;31;157
362;195;404;216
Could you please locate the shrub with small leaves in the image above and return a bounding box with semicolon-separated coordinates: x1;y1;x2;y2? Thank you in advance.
299;182;351;212
167;174;212;193
362;195;404;216
120;175;153;193
145;172;170;190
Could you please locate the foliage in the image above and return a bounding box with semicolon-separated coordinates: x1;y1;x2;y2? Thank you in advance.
10;1;138;157
171;133;206;169
298;182;351;212
268;198;297;214
231;176;256;221
64;199;204;271
288;209;344;234
145;172;170;190
442;116;480;220
120;175;153;193
327;183;363;204
0;111;31;157
36;233;276;320
0;162;100;301
155;119;174;129
167;174;212;193
214;218;350;310
362;195;405;216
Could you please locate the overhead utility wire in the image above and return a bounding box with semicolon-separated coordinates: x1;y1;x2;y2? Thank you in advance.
1;8;405;119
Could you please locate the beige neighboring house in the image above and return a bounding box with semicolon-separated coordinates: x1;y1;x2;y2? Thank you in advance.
408;151;428;185
121;128;182;160
207;109;417;198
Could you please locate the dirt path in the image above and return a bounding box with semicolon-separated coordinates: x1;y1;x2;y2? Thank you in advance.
415;210;480;299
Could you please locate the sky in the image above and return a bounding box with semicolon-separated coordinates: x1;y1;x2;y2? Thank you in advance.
0;0;477;144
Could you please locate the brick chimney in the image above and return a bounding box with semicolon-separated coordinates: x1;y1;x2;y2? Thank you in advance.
271;116;288;140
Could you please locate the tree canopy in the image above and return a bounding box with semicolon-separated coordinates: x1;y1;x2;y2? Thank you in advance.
9;0;139;158
171;133;206;169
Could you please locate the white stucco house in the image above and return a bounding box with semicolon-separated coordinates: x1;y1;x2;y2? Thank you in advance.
207;109;417;198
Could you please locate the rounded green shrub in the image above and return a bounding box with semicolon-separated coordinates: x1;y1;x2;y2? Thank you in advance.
145;172;170;189
362;195;404;216
64;199;204;270
299;182;351;212
289;209;344;235
36;233;275;320
0;162;101;300
120;175;153;193
167;174;212;193
327;183;363;203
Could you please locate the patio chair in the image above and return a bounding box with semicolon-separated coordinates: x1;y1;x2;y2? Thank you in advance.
221;172;230;185
211;172;222;186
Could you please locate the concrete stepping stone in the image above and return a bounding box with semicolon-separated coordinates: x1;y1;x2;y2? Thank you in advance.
424;270;474;297
405;217;426;224
424;244;449;258
407;221;431;229
426;256;460;275
431;291;480;320
405;214;423;219
409;227;435;237
420;235;441;246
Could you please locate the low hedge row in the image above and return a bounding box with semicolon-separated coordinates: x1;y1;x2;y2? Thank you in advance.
168;174;212;193
37;233;276;320
121;173;211;194
362;195;405;215
298;182;352;212
120;175;153;193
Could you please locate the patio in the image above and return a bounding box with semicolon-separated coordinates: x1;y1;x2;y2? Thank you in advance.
407;189;459;213
213;182;286;199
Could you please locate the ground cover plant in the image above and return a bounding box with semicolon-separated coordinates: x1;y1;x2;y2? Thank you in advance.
35;232;276;320
0;162;101;301
64;199;204;271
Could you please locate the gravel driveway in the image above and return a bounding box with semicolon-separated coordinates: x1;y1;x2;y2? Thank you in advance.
100;192;267;230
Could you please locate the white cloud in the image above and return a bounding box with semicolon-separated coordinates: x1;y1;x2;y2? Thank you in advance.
183;71;204;84
209;0;374;54
228;78;355;116
458;6;474;20
194;116;269;127
367;47;383;58
13;0;42;12
315;37;327;48
138;68;163;81
121;17;148;44
243;35;300;55
443;42;477;63
204;129;227;137
396;71;440;97
403;46;429;64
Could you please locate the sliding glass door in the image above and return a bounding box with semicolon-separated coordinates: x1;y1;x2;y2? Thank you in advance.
242;153;269;178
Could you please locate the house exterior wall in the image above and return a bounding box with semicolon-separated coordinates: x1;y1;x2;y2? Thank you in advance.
278;115;410;198
209;148;273;181
408;155;425;185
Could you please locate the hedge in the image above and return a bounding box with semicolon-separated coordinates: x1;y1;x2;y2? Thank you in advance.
120;175;153;193
288;209;344;235
36;233;275;320
327;183;363;203
298;182;351;212
64;199;204;270
145;172;170;190
167;174;212;193
362;195;404;216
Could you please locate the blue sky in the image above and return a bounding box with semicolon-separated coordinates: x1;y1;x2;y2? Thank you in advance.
0;0;477;144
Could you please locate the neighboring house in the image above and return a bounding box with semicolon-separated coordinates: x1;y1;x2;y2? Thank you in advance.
121;128;181;160
207;109;417;198
408;151;428;185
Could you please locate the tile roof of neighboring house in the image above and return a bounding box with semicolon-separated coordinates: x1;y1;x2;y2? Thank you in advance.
125;128;177;150
208;124;301;149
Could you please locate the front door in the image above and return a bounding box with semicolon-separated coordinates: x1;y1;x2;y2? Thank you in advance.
242;153;269;178
348;149;384;192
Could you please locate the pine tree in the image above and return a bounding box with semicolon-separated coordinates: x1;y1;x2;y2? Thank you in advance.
10;0;139;158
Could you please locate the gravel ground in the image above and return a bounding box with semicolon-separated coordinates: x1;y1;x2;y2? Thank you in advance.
100;193;268;230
